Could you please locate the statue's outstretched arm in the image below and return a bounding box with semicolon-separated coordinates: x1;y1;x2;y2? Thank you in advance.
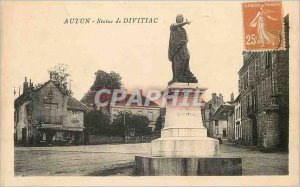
172;20;191;28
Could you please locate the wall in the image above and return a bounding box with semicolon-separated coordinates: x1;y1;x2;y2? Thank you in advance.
15;101;31;141
125;132;160;143
87;135;124;145
88;132;160;145
210;120;228;139
31;81;67;124
239;51;288;148
234;100;242;140
202;94;225;138
65;109;84;128
227;113;235;141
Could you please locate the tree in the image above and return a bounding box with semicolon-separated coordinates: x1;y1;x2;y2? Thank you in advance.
90;70;122;91
84;110;110;135
110;111;152;137
48;64;73;95
154;115;164;131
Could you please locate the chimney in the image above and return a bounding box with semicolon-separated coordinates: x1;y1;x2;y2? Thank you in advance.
231;92;234;102
212;93;217;101
29;79;33;90
219;93;223;101
23;77;29;94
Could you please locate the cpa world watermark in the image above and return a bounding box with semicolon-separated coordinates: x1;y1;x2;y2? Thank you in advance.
94;88;205;108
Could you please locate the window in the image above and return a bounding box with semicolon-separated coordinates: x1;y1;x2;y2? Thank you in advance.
262;80;266;103
267;117;274;130
240;77;244;91
252;91;257;110
215;127;219;135
266;77;269;97
261;54;266;75
255;59;260;78
247;95;250;107
71;110;79;118
215;120;218;126
244;72;249;88
258;85;261;106
43;103;58;123
148;112;153;121
223;129;227;137
44;103;58;110
271;54;276;69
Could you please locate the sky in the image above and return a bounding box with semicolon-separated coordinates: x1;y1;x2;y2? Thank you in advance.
4;1;284;102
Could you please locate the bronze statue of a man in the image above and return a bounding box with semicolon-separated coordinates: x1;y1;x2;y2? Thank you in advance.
168;14;198;85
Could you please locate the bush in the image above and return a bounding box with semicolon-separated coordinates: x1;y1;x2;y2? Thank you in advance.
154;115;164;131
110;111;152;137
84;110;110;135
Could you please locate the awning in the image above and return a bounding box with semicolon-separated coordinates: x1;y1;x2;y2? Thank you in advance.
39;126;84;132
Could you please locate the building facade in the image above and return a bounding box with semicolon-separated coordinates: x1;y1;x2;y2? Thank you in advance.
201;93;226;137
238;15;289;150
227;106;235;141
81;90;161;131
210;104;234;139
14;78;89;146
234;94;242;140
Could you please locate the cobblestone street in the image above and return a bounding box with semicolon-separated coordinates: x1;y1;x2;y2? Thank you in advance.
15;142;288;176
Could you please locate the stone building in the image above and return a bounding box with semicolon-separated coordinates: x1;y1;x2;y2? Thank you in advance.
238;15;289;150
14;78;89;146
81;90;161;131
234;94;242;140
226;105;235;141
210;104;234;139
201;93;226;137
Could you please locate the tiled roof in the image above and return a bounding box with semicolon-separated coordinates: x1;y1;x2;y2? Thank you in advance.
211;104;234;120
14;80;89;112
80;91;97;107
114;94;160;108
67;96;90;111
14;80;53;108
203;96;225;108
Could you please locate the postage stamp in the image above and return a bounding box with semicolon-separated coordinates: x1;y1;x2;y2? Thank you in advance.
242;1;284;51
1;0;299;186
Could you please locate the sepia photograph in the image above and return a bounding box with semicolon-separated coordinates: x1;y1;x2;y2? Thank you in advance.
1;0;299;186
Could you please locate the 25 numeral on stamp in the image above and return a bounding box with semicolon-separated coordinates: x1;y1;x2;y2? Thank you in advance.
245;34;258;45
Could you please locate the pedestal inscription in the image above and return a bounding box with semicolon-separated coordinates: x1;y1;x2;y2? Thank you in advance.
151;82;219;158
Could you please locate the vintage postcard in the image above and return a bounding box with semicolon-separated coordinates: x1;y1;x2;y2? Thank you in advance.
0;0;299;186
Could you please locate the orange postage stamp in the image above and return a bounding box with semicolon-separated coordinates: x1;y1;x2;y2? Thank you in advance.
242;1;284;51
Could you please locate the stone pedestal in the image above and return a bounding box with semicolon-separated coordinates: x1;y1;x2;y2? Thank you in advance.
135;156;242;176
152;83;219;157
135;82;242;176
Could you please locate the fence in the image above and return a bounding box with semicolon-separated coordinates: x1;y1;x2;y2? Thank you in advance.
125;133;161;144
88;135;124;145
87;132;161;145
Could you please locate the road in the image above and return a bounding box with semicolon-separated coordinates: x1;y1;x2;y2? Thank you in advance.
15;142;288;176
